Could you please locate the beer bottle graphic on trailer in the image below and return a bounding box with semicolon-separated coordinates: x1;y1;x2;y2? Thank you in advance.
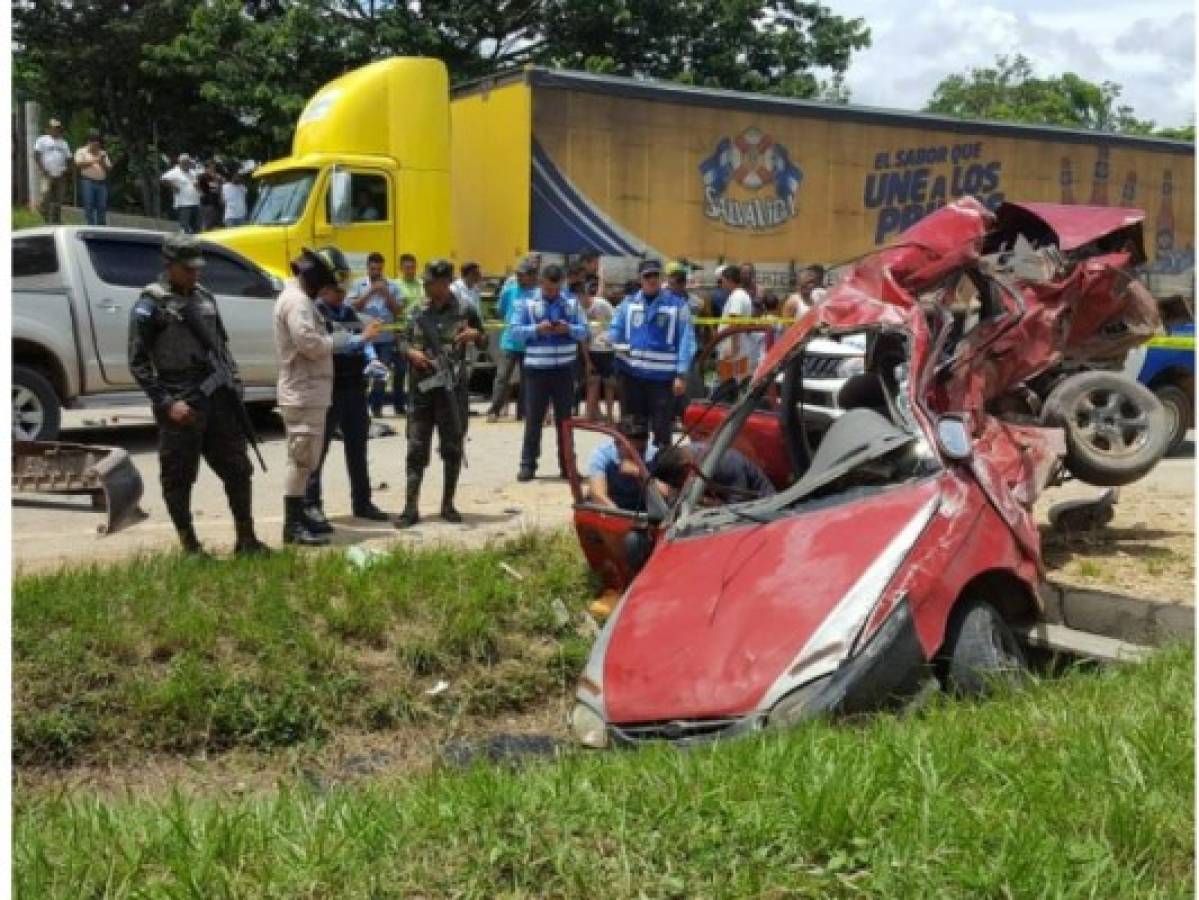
1157;170;1175;256
1089;146;1109;205
1059;158;1075;204
1120;171;1137;206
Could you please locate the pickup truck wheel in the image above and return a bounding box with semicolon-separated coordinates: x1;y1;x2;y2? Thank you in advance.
12;365;61;441
1040;372;1169;487
940;598;1027;696
1152;384;1191;455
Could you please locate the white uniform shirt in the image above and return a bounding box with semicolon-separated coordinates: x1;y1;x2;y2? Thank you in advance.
720;287;761;369
451;278;482;317
583;297;615;351
35;135;71;178
162;166;201;208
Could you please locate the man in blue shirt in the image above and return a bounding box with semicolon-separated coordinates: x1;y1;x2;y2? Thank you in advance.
486;256;539;422
609;259;697;449
512;264;588;481
348;252;406;418
586;415;657;511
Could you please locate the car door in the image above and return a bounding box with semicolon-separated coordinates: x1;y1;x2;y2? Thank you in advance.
76;232;163;386
196;247;280;385
321;169;395;278
682;326;791;486
563;419;657;593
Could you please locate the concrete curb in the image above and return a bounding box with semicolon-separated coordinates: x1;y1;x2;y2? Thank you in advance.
1041;580;1194;647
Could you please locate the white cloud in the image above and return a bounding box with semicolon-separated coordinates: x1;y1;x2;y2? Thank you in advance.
830;0;1195;127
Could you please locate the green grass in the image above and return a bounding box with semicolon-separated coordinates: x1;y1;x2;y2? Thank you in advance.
14;532;594;765
14;646;1193;897
13;206;84;229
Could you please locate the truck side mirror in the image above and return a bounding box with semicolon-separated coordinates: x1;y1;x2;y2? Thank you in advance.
329;168;352;227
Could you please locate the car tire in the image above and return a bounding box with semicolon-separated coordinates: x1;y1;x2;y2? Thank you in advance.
940;598;1027;696
12;365;61;442
1040;371;1169;486
1152;383;1191;455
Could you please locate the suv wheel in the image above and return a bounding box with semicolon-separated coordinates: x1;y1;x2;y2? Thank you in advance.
1040;371;1169;486
12;365;61;441
1152;383;1191;455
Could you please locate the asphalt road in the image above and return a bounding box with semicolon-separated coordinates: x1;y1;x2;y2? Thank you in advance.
11;404;1194;573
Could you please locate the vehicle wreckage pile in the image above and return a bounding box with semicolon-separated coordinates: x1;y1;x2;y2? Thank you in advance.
570;198;1177;748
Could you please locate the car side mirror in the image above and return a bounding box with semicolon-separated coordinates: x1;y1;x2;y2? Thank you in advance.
936;415;972;461
329;168;352;227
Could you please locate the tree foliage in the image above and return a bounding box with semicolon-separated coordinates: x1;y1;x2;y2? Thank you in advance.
15;0;870;213
924;54;1166;136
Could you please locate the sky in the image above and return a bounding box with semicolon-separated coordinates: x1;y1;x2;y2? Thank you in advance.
830;0;1195;128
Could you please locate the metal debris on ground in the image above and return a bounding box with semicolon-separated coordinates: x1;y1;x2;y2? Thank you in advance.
499;561;525;581
345;546;388;570
425;680;450;696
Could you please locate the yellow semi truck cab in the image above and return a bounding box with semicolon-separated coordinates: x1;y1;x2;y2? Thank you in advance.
208;57;451;279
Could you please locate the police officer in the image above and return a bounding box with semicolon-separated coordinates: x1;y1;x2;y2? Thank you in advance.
396;259;486;527
513;264;589;481
128;234;269;556
609;259;697;449
303;258;391;530
274;246;382;545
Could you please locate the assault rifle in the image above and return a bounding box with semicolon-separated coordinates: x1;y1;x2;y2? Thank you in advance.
181;302;268;473
414;309;469;468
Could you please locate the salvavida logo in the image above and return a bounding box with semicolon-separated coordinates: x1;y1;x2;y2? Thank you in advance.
699;128;803;231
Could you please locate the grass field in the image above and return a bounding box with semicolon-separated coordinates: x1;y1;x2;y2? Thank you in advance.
15;644;1193;897
14;532;593;767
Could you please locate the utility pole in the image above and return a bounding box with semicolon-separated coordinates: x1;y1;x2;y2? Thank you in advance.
23;100;41;211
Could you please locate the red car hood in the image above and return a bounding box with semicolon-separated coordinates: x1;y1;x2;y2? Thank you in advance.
603;480;940;724
994;202;1147;261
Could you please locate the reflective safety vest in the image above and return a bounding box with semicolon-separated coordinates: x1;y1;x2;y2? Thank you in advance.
610;290;697;382
513;292;588;370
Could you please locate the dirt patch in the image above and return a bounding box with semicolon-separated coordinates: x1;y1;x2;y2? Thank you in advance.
1036;470;1194;605
16;696;573;802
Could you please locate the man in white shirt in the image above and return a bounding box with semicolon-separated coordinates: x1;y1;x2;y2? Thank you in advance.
221;173;249;227
782;264;827;322
450;261;483;316
160;154;202;234
34;117;71;224
717;264;761;383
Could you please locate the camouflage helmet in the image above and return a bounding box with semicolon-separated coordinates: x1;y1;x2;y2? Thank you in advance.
162;233;205;269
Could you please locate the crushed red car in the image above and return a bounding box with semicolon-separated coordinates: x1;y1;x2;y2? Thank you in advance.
567;198;1169;748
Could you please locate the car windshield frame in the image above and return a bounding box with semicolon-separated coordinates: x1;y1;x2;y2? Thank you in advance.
673;324;939;534
250;169;317;226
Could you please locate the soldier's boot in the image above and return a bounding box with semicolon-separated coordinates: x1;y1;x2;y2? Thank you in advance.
283;496;329;546
233;520;272;557
303;504;334;535
395;472;422;528
440;459;463;523
176;525;211;558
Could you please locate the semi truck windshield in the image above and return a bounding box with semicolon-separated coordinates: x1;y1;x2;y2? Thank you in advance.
250;171;316;226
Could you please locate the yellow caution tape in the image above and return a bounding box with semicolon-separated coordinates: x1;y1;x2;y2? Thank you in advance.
1146;335;1196;350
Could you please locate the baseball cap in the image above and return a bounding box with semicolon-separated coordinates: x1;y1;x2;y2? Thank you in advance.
639;259;663;276
541;264;564;283
47;117;62;128
424;258;454;281
515;257;539;275
666;260;689;278
162;234;205;269
177;153;192;164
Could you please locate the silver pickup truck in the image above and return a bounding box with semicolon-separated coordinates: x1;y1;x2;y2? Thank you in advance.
12;227;283;440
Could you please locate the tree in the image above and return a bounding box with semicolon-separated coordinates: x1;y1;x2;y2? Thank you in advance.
925;54;1155;134
14;0;247;214
15;0;871;212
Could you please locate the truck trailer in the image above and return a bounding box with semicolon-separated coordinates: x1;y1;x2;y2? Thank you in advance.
206;58;1195;293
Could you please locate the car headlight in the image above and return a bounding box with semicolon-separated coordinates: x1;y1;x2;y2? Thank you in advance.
570;702;609;749
834;356;865;378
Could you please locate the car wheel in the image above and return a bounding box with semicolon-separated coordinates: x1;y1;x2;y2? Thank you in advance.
1152;383;1191;455
940;598;1027;696
12;365;61;442
1040;371;1169;486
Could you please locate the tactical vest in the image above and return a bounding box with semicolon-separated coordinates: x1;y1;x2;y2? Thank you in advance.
140;281;222;377
409;300;471;361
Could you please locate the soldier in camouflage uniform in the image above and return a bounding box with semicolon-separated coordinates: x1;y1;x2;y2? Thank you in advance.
395;259;486;527
128;234;269;556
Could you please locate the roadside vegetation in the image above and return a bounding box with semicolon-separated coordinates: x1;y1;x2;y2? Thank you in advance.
15;645;1193;897
14;532;593;767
